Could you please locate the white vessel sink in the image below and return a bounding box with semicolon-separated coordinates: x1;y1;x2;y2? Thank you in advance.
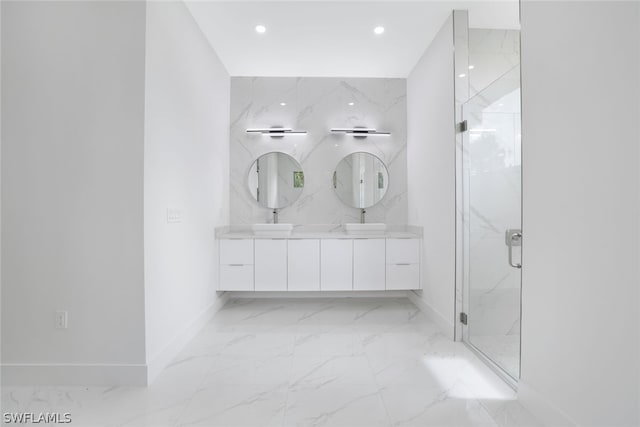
252;223;294;236
344;223;387;235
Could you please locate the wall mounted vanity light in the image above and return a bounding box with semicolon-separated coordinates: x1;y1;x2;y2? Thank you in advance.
246;127;307;136
330;128;391;136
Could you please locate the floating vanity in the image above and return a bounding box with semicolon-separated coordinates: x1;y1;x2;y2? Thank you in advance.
216;225;422;292
224;148;421;292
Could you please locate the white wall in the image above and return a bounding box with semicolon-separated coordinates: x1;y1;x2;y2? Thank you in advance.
407;16;456;337
519;1;640;425
1;0;3;389
144;1;230;380
1;1;147;384
230;77;407;225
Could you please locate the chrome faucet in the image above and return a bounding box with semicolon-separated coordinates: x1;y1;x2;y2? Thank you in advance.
273;209;279;224
360;208;366;224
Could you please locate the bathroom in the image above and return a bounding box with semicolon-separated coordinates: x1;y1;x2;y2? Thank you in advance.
1;1;638;426
214;3;522;384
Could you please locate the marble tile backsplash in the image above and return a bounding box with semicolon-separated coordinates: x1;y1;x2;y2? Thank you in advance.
230;77;408;225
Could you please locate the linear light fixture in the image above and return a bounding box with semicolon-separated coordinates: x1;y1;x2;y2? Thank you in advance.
330;128;391;136
246;127;307;136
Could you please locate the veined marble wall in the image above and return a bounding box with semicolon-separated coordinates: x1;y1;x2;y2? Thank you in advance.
230;77;407;225
468;29;520;98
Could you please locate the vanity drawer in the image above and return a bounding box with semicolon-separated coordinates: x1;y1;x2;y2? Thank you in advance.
386;263;420;290
219;264;254;291
386;238;420;265
220;239;254;265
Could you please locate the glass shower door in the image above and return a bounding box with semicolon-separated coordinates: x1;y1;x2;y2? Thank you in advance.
462;66;522;381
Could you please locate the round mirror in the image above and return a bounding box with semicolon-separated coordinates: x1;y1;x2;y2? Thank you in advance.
333;152;389;209
247;152;304;209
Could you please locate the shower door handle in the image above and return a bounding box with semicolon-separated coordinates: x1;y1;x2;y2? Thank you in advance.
507;230;522;269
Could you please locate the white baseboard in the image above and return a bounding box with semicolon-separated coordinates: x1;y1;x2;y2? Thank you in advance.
518;380;577;427
146;292;230;383
1;294;231;387
406;291;455;339
227;290;408;298
1;363;147;386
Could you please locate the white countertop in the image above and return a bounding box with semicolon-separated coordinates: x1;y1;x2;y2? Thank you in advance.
216;224;423;239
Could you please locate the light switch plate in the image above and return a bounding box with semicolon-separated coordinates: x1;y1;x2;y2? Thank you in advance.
167;208;182;223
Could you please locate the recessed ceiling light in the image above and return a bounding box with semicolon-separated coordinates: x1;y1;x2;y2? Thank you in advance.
374;26;385;35
468;65;475;70
280;102;287;106
255;25;266;34
458;73;467;78
348;102;355;106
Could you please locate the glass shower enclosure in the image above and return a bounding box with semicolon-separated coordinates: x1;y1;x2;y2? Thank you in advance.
461;65;522;383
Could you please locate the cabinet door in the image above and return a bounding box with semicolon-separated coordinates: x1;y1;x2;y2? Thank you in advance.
220;239;254;265
386;239;420;264
255;239;288;291
219;265;254;291
353;239;386;291
288;240;320;291
386;264;420;290
321;239;353;291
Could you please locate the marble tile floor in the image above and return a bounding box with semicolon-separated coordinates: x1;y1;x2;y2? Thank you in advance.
1;298;542;427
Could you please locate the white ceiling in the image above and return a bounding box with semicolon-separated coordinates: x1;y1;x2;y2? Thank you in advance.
185;1;520;78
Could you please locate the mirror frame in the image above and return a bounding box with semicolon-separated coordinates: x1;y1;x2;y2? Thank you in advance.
247;151;304;210
332;151;390;209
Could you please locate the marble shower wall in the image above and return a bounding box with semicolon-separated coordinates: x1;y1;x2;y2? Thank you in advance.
468;29;520;98
230;77;408;225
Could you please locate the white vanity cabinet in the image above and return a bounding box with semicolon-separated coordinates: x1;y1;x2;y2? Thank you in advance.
321;239;353;291
353;239;386;291
217;233;421;292
219;239;254;291
255;239;288;291
386;238;421;290
288;239;320;291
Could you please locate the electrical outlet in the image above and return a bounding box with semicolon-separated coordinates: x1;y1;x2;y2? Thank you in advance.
55;310;68;329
